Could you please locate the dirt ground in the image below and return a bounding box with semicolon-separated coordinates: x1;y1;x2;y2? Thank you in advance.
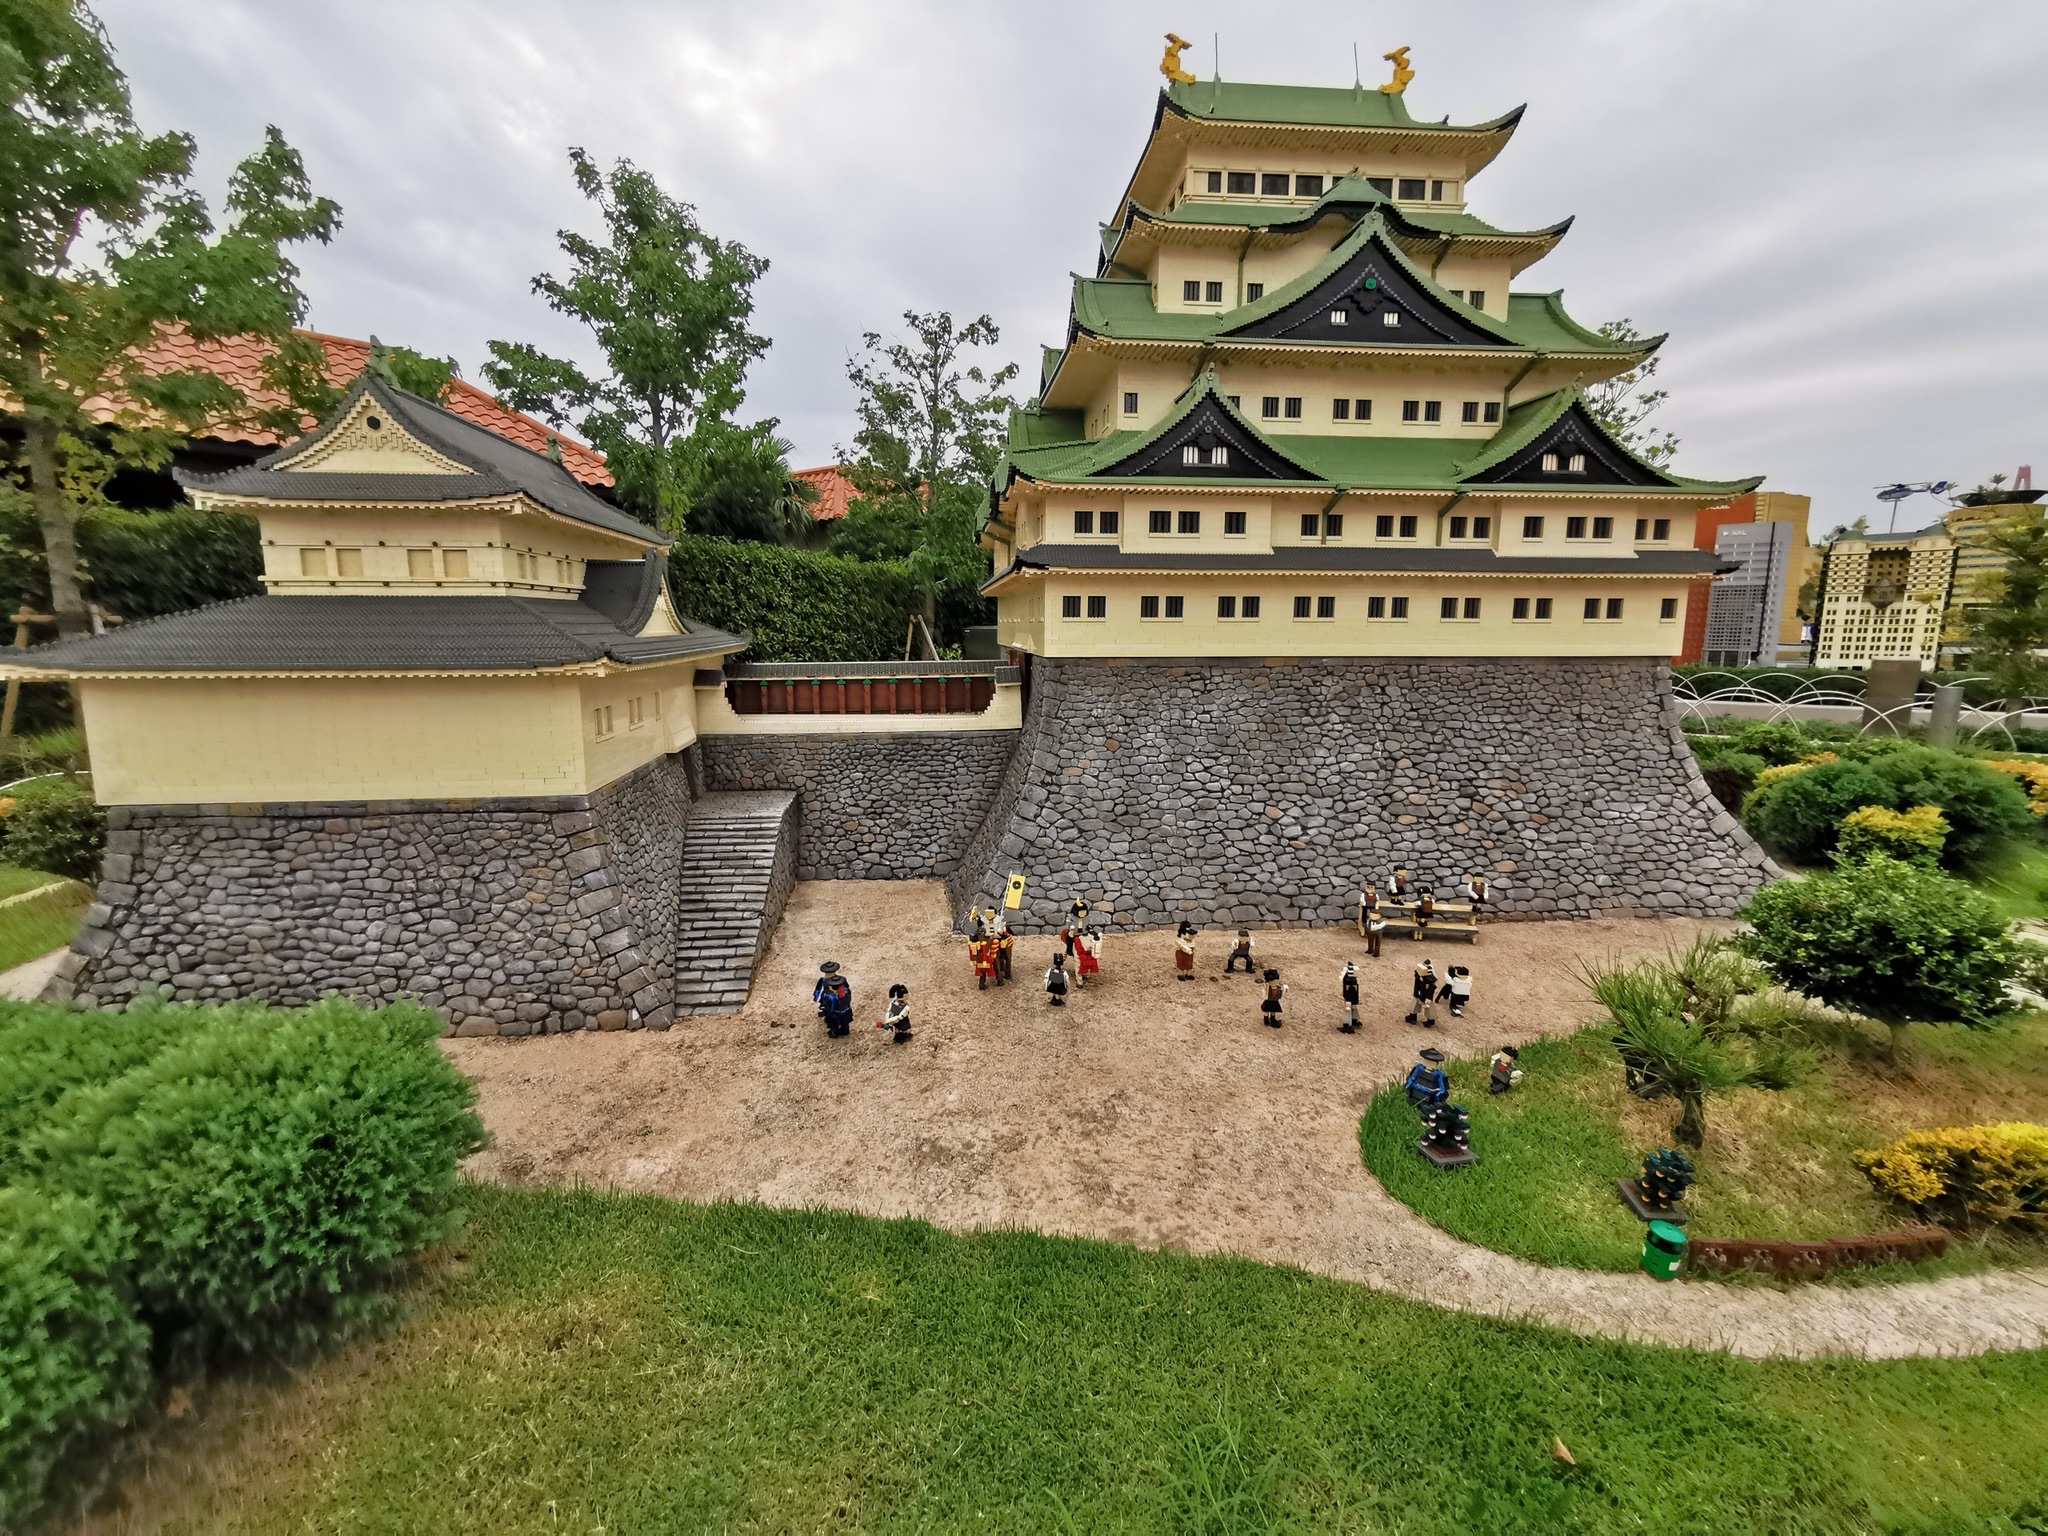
447;882;2048;1359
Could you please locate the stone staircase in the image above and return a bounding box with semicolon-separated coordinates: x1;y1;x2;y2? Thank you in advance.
673;790;799;1017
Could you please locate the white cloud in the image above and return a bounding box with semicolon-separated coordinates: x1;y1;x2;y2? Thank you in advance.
97;0;2048;515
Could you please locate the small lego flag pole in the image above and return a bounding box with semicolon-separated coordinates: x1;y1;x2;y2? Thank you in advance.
1003;873;1027;910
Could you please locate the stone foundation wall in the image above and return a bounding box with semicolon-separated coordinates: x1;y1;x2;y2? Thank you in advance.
946;656;1776;931
53;754;699;1034
700;731;1019;879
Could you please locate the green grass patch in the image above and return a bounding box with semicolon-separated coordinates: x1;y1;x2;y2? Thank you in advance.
62;1183;2048;1534
1975;842;2048;923
1362;1018;2048;1278
0;864;68;901
0;882;85;971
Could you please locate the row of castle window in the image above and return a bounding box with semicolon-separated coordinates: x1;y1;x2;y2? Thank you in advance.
1175;280;1489;313
1192;171;1459;203
591;694;659;740
293;546;573;582
1059;594;1678;622
1069;510;1671;542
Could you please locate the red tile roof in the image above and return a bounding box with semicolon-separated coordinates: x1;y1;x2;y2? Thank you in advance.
792;464;856;521
109;326;614;488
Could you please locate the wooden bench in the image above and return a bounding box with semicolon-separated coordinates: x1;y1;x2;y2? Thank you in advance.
1370;898;1481;942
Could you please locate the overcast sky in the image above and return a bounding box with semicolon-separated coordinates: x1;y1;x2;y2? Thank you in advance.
99;0;2048;531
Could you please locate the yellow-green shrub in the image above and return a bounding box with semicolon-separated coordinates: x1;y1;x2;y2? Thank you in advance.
1835;803;1948;868
1852;1122;2048;1229
1752;750;1840;791
1983;758;2048;817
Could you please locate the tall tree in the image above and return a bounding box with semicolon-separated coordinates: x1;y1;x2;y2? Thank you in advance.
1962;505;2048;704
1585;318;1678;468
839;311;1016;652
686;423;818;545
0;0;340;636
482;150;769;530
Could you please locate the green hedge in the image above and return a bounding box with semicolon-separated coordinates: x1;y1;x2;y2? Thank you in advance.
1;778;106;881
666;537;921;662
0;996;486;1527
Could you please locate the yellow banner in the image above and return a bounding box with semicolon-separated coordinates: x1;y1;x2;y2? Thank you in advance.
1003;873;1027;910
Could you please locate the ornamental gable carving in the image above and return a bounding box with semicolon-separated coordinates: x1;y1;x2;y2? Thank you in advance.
1094;394;1320;481
275;391;470;476
1224;232;1501;348
1462;401;1672;488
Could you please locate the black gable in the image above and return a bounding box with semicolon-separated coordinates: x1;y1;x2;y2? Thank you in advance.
1095;393;1320;481
1462;401;1675;488
1225;232;1504;348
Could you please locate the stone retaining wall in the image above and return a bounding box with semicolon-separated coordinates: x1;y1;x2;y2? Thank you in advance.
947;656;1777;932
700;731;1019;879
51;754;698;1035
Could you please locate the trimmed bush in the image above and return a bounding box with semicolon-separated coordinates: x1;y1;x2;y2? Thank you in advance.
1853;1123;2048;1230
0;777;106;881
1861;745;2037;872
12;997;487;1357
1728;720;1813;766
1739;757;1890;864
0;1187;150;1530
1740;856;2033;1056
1696;749;1766;814
1981;757;2048;818
666;536;920;662
1835;803;1947;868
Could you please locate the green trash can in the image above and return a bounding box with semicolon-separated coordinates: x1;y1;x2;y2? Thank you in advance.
1641;1219;1687;1281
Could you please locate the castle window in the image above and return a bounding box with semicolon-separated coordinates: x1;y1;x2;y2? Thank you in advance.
1224;510;1247;535
1242;595;1261;617
1513;597;1528;619
1295;174;1323;196
1182;445;1198;465
334;548;363;577
1261;173;1289;195
1140;596;1161;619
1542;453;1560;472
1392;596;1409;618
1122;392;1139;415
1398;178;1426;199
1376;515;1394;538
1228;171;1256;194
1317;595;1336;619
1660;597;1679;620
1165;595;1185;618
1566;517;1587;539
1074;509;1094;534
1293;596;1312;619
1430;180;1447;201
1461;402;1480;424
1330;309;1348;325
1355;398;1372;420
627;697;645;728
1483;401;1501;423
1634;518;1647;540
443;549;470;578
1262;396;1280;418
1284;397;1302;419
1399;515;1417;538
1332;399;1350;420
1183;280;1200;301
299;548;328;578
1654;518;1670;540
1178;509;1200;534
1468;289;1487;310
1101;509;1120;534
1536;597;1552;619
1592;516;1613;539
1367;176;1393;195
1206;281;1224;303
1583;598;1601;619
594;706;614;739
1149;509;1172;534
1381;311;1400;328
1301;513;1320;538
407;548;433;578
1607;597;1624;619
1325;513;1343;538
1245;283;1264;301
1402;400;1420;422
1218;595;1236;618
1522;516;1544;539
1449;515;1468;539
1423;401;1442;423
1440;597;1458;619
1368;595;1386;619
1205;170;1223;193
1062;595;1081;618
1086;596;1106;618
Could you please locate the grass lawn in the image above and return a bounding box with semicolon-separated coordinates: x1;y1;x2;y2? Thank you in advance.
1360;1016;2048;1278
1977;843;2048;924
0;879;86;971
57;1183;2048;1535
0;863;70;901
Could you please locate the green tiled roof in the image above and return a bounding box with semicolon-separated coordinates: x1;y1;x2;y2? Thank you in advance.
1069;211;1638;354
1143;175;1566;244
1161;79;1522;136
999;374;1757;500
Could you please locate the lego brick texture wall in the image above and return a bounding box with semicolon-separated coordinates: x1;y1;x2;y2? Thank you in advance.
700;731;1020;879
51;754;731;1035
946;656;1775;932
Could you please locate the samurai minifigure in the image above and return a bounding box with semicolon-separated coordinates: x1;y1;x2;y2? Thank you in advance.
814;960;854;1038
1339;959;1361;1033
1075;925;1102;986
1391;865;1412;900
1405;1046;1450;1107
1489;1044;1522;1094
1441;963;1472;1018
1458;873;1489;911
1406;959;1438;1027
1174;921;1197;980
996;922;1014;985
1355;885;1380;938
1044;952;1070;1007
1259;967;1287;1028
971;933;996;990
1224;928;1257;975
878;983;912;1044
